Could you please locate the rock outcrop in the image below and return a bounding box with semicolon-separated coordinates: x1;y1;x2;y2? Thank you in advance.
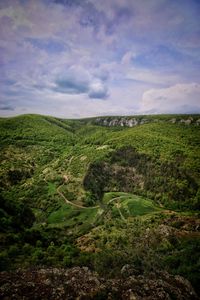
0;267;198;299
93;116;200;128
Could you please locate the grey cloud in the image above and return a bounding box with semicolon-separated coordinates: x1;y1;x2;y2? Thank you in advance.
54;66;109;99
93;69;110;81
55;78;89;94
54;65;90;94
88;90;108;99
0;104;15;111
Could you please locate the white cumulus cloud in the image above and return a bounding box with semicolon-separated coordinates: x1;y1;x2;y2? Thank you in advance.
140;83;200;114
88;80;108;99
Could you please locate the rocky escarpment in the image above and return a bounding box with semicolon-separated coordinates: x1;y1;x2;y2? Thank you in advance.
93;116;200;127
0;267;198;299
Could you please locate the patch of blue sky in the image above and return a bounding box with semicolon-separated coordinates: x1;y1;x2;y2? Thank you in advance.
79;3;105;32
133;45;186;70
26;37;67;54
3;79;17;86
52;0;84;7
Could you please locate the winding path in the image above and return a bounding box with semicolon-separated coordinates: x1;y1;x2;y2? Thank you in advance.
44;154;130;220
57;184;99;209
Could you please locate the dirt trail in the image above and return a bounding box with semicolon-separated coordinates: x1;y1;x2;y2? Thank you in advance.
46;155;133;216
107;195;130;204
57;184;99;209
56;155;99;209
115;200;127;221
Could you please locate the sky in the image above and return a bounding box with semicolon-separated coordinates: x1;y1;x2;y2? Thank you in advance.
0;0;200;118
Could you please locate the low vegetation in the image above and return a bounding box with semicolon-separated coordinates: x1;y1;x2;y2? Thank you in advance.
0;114;200;295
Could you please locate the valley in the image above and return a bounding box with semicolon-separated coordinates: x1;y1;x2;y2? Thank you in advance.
0;114;200;299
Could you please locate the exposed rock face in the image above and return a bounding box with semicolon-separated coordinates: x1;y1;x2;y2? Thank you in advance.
94;116;200;128
196;119;200;125
95;117;145;127
180;118;193;125
0;267;198;299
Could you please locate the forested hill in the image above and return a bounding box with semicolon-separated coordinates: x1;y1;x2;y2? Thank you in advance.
1;113;199;209
0;114;200;298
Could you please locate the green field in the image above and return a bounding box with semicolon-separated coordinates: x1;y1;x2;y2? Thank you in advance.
47;192;162;227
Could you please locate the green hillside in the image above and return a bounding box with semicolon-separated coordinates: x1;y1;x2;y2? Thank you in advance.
0;114;200;293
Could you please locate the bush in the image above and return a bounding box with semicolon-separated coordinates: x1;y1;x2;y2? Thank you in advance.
0;251;9;271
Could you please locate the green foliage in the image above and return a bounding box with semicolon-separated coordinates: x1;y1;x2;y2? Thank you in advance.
93;249;128;277
84;145;199;210
0;114;200;294
83;161;109;201
0;251;9;271
163;237;200;292
0;193;35;232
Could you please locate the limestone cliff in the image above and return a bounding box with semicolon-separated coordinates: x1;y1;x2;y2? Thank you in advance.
92;116;200;127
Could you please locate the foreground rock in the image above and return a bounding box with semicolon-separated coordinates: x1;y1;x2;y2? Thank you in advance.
0;267;198;299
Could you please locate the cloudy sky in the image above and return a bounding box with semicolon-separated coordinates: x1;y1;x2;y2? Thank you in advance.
0;0;200;118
